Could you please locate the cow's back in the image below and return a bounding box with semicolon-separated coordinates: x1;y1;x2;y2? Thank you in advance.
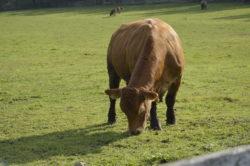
107;18;184;84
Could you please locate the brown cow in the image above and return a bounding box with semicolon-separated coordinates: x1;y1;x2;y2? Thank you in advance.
105;18;184;135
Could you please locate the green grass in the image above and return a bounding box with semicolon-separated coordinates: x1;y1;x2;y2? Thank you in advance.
0;2;250;165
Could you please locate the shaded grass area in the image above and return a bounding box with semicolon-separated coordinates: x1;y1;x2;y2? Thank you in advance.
215;13;250;21
0;123;128;164
0;2;250;165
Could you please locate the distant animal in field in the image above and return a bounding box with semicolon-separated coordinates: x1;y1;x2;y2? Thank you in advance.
105;18;184;135
110;7;124;16
201;0;208;10
116;7;124;13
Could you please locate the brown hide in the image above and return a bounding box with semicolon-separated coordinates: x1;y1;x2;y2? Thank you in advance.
106;18;184;134
108;18;184;89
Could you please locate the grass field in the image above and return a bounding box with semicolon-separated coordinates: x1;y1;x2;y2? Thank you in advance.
0;2;250;165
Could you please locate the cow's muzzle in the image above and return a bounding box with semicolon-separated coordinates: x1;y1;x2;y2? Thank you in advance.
129;127;143;135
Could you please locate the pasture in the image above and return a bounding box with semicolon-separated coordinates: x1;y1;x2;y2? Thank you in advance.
0;2;250;165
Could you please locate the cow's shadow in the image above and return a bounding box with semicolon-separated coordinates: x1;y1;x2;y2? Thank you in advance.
0;123;128;165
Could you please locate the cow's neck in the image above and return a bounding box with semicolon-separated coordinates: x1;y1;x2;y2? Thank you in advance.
128;53;159;90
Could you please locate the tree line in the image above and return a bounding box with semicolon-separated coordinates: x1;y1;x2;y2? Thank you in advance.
0;0;249;11
0;0;106;10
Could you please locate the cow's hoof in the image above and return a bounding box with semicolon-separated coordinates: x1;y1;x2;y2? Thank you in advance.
108;119;116;125
150;122;162;130
151;126;162;130
166;118;176;125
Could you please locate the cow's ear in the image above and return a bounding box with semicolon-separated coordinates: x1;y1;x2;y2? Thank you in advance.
140;90;158;101
105;89;121;99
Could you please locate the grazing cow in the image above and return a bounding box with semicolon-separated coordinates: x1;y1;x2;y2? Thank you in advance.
105;18;184;135
116;6;124;14
110;8;116;16
201;0;208;10
110;7;124;16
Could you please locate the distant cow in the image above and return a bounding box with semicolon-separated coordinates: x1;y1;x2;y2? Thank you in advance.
110;7;124;16
116;6;124;13
105;19;184;135
201;0;208;10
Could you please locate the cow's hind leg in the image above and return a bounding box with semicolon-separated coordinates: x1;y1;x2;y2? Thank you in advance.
107;63;121;124
150;102;161;130
165;77;181;125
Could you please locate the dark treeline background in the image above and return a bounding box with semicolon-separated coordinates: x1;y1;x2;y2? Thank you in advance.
0;0;108;10
0;0;248;11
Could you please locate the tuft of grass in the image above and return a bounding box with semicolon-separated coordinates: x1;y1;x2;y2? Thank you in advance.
0;2;250;165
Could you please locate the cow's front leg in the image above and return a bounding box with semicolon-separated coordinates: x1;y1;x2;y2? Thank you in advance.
107;63;121;124
166;77;181;125
150;102;161;130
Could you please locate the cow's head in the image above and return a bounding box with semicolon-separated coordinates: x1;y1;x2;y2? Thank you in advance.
105;87;158;135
